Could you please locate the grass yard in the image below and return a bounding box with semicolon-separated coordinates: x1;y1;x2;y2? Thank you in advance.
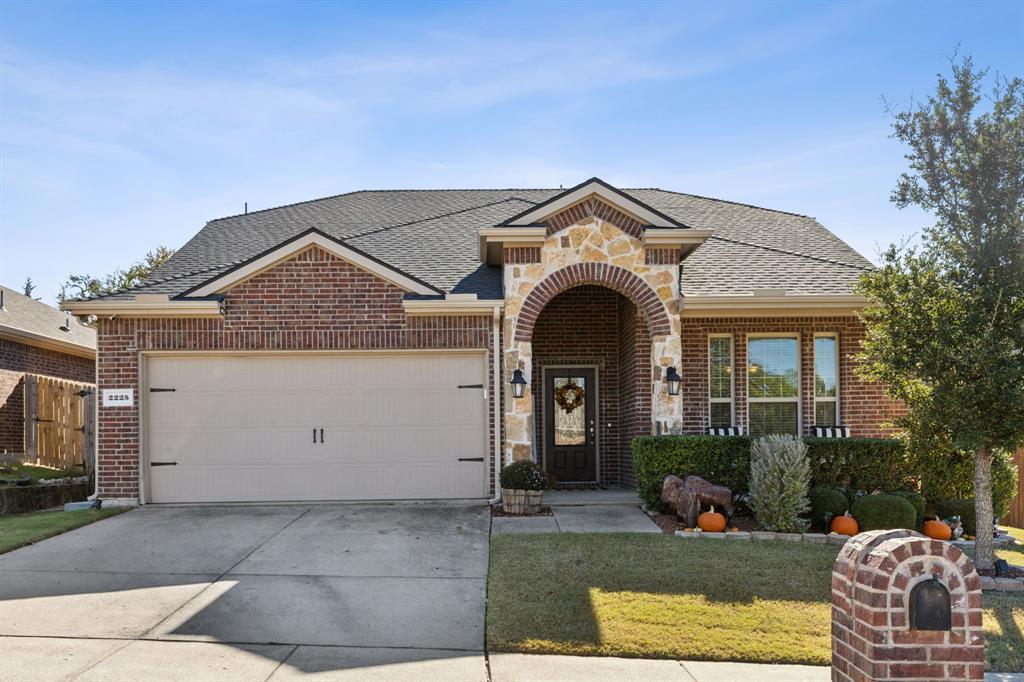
487;532;1024;671
0;508;130;555
0;463;83;483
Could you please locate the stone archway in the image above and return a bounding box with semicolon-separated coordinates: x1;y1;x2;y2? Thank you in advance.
514;263;672;342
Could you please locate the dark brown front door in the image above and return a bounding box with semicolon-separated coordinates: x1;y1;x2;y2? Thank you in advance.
544;368;596;483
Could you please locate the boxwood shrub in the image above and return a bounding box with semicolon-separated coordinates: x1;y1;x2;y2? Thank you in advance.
807;486;849;529
850;494;917;531
888;490;927;525
632;434;913;510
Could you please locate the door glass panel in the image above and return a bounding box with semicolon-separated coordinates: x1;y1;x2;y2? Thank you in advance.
553;376;586;446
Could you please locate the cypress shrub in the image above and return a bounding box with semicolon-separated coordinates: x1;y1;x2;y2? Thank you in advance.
749;435;811;533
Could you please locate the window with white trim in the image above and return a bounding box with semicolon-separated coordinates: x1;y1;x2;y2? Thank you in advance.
747;335;800;436
814;334;839;426
708;335;734;427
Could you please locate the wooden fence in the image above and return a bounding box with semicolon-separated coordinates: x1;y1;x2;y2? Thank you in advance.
23;375;95;473
1005;448;1024;528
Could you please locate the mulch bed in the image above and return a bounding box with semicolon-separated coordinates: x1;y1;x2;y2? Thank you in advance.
978;566;1024;579
491;505;554;517
651;512;757;535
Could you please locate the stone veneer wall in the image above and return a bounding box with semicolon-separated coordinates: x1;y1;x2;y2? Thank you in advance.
502;205;682;463
95;245;495;501
679;316;904;437
1;338;95;454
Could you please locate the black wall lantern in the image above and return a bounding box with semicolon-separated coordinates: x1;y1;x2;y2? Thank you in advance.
909;576;952;631
510;369;528;399
665;367;682;396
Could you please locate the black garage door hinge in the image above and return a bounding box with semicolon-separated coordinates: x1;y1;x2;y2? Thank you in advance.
457;384;484;389
457;457;484;462
150;461;177;466
150;387;176;393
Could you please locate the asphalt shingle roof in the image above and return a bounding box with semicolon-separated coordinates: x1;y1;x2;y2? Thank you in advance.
0;285;96;350
95;186;873;301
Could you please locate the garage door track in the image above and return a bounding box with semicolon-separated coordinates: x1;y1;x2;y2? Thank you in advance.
0;504;490;681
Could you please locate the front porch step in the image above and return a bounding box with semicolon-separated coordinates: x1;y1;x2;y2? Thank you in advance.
544;487;643;507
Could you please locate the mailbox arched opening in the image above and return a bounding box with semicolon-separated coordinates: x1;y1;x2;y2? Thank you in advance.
909;576;952;631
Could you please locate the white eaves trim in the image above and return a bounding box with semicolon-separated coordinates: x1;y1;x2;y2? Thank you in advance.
186;230;440;297
478;226;546;262
504;180;678;228
642;228;714;246
681;294;867;317
62;297;223;318
403;298;504;316
0;324;96;359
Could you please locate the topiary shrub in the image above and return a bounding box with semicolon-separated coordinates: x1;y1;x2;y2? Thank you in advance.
499;460;548;491
807;486;849;529
936;499;978;535
850;494;917;531
631;435;751;509
888;490;927;526
749;435;811;533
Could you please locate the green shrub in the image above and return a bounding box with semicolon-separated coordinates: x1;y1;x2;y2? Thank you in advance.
807;486;849;529
631;435;751;509
499;460;548;491
936;499;977;535
803;438;913;493
850;494;917;531
913;448;1018;518
888;490;927;525
749;435;811;533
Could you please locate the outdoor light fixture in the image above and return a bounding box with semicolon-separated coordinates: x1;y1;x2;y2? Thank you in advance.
510;369;528;399
665;366;682;396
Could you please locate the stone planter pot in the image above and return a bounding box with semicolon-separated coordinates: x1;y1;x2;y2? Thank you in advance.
502;488;544;515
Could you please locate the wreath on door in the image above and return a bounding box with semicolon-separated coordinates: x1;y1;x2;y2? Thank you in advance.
553;380;586;414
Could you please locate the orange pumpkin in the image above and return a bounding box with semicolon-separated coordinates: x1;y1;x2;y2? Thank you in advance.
698;506;727;532
922;519;952;541
831;511;859;536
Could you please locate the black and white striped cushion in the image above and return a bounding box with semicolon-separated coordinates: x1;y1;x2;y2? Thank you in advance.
814;425;851;438
706;426;742;436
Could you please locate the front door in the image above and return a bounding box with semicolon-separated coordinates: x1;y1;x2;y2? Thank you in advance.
544;368;597;483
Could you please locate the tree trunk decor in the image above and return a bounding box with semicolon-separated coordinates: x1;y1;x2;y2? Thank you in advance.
660;474;732;528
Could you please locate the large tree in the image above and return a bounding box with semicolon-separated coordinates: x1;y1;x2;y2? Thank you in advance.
857;56;1024;569
58;246;175;303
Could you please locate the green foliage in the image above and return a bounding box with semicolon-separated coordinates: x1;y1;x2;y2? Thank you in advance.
850;494;918;532
58;246;176;303
632;435;751;508
937;499;978;535
499;460;548;491
803;437;912;493
749;435;811;533
888;490;927;525
914;448;1018;518
807;487;849;530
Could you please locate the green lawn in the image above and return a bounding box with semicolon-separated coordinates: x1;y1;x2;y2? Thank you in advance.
0;463;83;483
0;508;130;554
487;532;1024;671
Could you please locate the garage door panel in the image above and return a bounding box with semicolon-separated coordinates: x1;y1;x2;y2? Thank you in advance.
146;353;487;503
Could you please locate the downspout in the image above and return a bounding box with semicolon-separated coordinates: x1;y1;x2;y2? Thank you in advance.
489;305;503;504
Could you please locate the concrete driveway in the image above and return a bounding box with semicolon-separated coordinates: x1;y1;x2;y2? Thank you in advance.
0;504;490;681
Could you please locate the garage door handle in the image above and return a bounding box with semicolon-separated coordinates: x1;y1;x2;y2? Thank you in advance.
151;461;177;467
458;457;484;462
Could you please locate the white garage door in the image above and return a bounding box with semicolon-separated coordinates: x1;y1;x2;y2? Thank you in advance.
145;353;488;503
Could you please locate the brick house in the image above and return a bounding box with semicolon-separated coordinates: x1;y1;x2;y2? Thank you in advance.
1;285;96;455
63;178;902;504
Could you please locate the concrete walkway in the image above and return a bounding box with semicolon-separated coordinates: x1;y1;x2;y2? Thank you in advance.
492;488;661;535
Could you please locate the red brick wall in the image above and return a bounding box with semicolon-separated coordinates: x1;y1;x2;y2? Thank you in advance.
679;316;904;438
96;246;495;500
617;296;651;488
1;338;95;454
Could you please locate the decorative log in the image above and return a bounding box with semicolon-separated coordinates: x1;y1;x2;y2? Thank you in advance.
661;474;733;527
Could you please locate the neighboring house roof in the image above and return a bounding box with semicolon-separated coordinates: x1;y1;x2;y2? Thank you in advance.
82;182;874;302
0;286;96;358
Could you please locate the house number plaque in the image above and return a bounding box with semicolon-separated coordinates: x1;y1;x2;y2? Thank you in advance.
102;389;134;407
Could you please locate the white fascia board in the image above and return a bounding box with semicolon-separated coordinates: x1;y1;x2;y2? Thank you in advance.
505;182;677;228
188;231;439;297
642;229;714;246
478;227;546;262
681;294;867;317
0;325;96;358
61;299;223;318
403;299;505;316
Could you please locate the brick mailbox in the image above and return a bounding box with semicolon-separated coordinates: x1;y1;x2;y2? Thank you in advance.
831;529;984;681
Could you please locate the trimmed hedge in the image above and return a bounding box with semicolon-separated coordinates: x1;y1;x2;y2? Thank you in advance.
936;499;977;535
632;435;913;509
850;494;918;531
889;490;926;525
808;487;849;529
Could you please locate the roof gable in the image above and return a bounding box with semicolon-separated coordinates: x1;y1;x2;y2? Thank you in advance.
181;228;443;298
500;177;685;229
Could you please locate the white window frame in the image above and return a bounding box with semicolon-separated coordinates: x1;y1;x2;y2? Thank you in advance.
708;334;734;427
746;332;801;436
813;332;840;427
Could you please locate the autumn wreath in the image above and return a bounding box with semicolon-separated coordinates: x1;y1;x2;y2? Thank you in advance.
553;379;586;413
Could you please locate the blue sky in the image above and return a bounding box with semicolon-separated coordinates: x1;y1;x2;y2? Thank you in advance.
2;1;1021;305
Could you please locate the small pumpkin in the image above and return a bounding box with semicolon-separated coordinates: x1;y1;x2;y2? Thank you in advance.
697;505;727;532
923;519;952;541
831;511;859;536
